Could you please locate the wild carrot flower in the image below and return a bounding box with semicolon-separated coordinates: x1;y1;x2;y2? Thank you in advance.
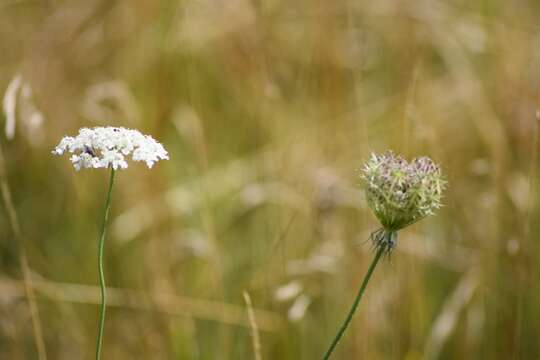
360;152;445;252
52;126;168;170
53;126;168;360
323;152;445;359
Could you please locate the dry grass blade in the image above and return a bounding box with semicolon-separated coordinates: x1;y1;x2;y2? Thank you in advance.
0;276;284;333
424;269;480;359
0;145;47;360
243;291;263;360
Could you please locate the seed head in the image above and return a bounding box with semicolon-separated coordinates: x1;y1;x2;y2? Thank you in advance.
52;127;169;171
360;152;445;231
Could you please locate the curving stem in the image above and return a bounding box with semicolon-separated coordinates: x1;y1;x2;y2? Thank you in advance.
322;231;391;359
96;168;116;360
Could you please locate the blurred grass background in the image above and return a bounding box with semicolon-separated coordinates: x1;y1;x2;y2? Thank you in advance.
1;0;540;359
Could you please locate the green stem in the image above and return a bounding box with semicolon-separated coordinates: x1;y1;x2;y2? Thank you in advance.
322;234;388;359
96;168;116;360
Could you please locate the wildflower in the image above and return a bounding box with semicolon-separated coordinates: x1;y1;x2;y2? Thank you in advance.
323;152;445;359
53;126;167;360
52;127;169;170
361;151;445;233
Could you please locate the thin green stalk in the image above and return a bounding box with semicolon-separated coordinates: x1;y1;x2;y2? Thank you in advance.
322;235;388;359
96;168;116;360
0;143;47;359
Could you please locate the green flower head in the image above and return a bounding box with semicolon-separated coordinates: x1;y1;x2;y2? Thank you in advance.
360;152;445;232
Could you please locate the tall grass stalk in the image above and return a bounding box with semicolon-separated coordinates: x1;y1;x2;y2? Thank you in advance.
0;144;47;360
243;291;262;360
96;168;116;360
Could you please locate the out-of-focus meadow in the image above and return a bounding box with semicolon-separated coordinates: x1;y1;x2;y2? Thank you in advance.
1;0;540;359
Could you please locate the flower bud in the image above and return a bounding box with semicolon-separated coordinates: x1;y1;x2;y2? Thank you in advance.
361;152;445;231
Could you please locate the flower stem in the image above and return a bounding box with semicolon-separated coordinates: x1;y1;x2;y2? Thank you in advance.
96;168;116;360
322;236;388;359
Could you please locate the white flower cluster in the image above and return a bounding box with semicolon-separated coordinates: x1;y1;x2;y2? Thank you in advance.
53;127;169;171
360;152;445;231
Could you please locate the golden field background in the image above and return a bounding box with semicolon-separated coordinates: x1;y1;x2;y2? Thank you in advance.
1;0;540;359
